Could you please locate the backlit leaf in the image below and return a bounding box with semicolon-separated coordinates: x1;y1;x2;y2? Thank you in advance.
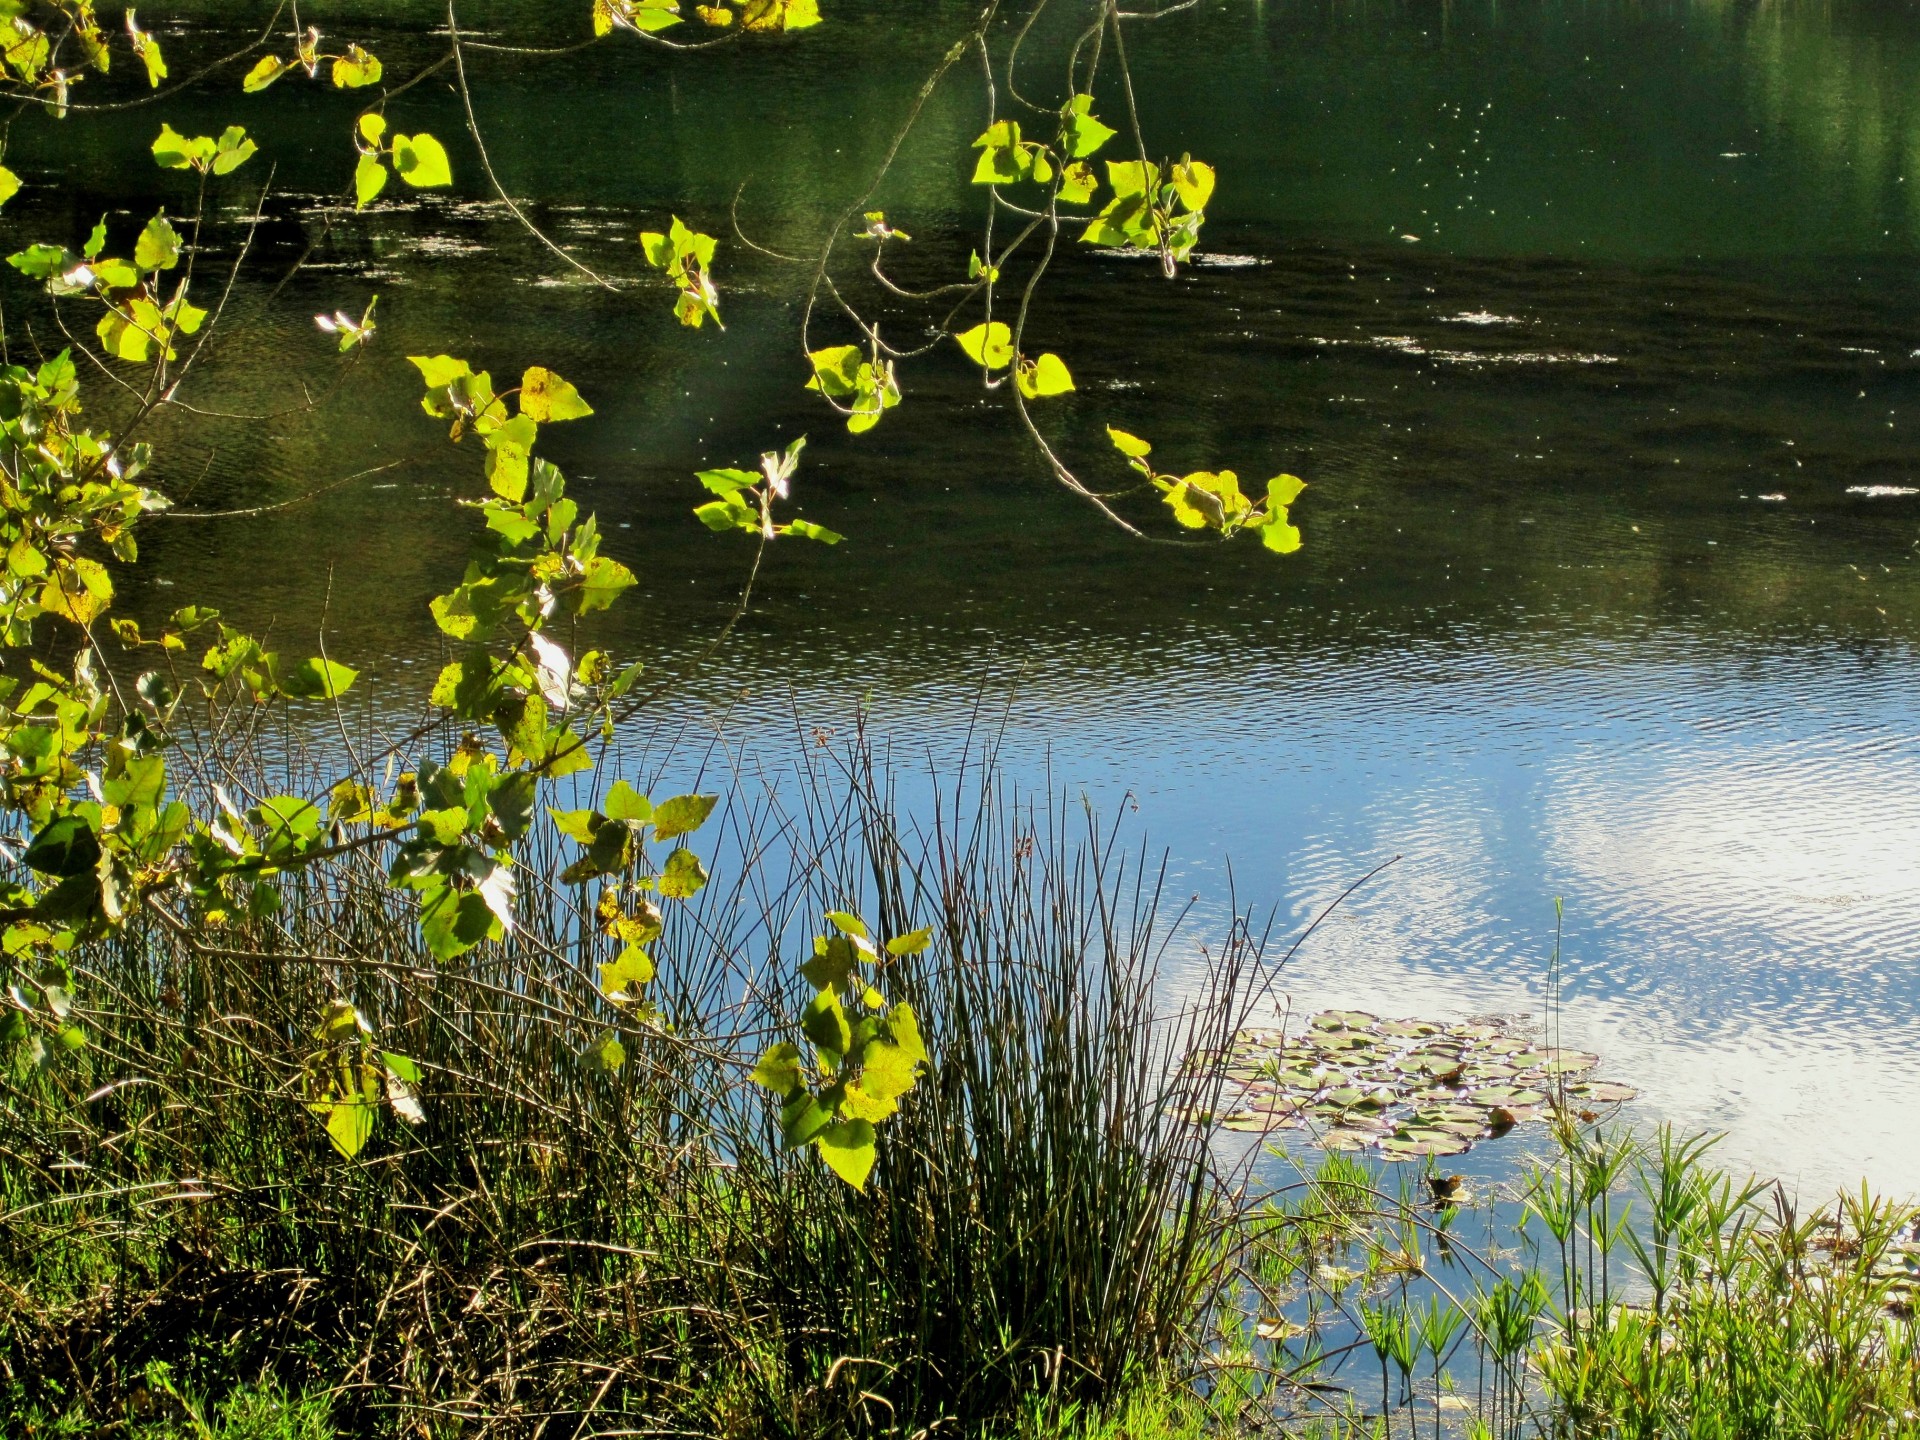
331;43;382;88
134;214;181;272
242;54;288;92
954;321;1013;371
355;151;387;208
326;1101;375;1159
815;1118;877;1189
519;366;593;422
651;793;716;840
391;132;452;188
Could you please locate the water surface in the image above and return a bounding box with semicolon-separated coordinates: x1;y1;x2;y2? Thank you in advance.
8;0;1920;1194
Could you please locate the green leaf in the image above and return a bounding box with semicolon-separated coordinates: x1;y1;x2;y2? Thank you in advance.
0;166;18;209
134;213;181;272
651;793;716;840
8;244;72;280
151;123;211;170
886;1001;927;1067
1016;352;1074;399
102;754;166;810
885;927;933;957
599;943;655;998
519;366;593;422
573;555;635;614
130;22;166;86
1259;510;1303;555
585;1030;626;1074
800;935;861;993
272;656;358;700
783;518;843;545
211;125;257;175
409;354;472;389
1107;159;1159;198
814;1118;877;1189
548;808;598;842
970;120;1027;185
391;132;452;189
858;1035;922;1107
1062;95;1117;159
23;815;101;878
242;54;288;92
779;1088;831;1148
1107;426;1152;459
1058;160;1098;205
954;321;1013;371
326;1100;374;1159
824;910;868;938
752;1041;803;1092
1171;156;1216;211
805;345;862;398
694;496;751;533
254;795;322;847
1267;473;1306;508
802;987;853;1056
355;151;388;209
696;467;758;496
419;885;500;961
331;43;383;88
603;781;651;823
654;845;706;899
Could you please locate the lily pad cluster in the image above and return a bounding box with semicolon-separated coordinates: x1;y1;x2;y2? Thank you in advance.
1204;1010;1638;1161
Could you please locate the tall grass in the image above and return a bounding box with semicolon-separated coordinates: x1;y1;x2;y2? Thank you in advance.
0;731;1270;1436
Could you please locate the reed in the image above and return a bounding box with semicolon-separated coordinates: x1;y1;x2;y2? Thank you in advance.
0;732;1269;1437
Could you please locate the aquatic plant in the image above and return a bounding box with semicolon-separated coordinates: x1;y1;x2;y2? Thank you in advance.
1207;1009;1637;1160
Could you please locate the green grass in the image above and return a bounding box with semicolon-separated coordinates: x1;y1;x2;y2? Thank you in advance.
10;1373;334;1440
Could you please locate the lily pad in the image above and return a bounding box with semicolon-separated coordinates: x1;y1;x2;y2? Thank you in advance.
1312;1010;1380;1031
1379;1018;1442;1038
1543;1050;1601;1074
1321;1127;1377;1150
1221;1110;1300;1132
1380;1132;1472;1159
1198;1008;1636;1160
1567;1080;1638;1103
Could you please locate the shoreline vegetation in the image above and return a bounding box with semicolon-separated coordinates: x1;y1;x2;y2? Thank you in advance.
0;1;1914;1436
3;749;1917;1436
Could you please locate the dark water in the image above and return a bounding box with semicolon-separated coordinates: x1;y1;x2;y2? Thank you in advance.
7;0;1920;1194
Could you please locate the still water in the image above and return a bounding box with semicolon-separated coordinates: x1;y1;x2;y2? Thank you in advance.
10;0;1920;1193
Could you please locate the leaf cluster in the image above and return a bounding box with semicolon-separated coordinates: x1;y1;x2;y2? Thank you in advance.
1108;426;1304;552
692;435;842;543
638;216;721;328
752;911;931;1189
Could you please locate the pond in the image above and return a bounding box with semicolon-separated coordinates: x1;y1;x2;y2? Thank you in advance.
10;0;1920;1196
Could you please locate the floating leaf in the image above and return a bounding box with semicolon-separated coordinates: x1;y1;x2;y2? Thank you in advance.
1568;1080;1638;1104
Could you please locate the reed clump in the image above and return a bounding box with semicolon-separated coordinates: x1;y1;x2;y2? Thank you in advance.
0;743;1264;1438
